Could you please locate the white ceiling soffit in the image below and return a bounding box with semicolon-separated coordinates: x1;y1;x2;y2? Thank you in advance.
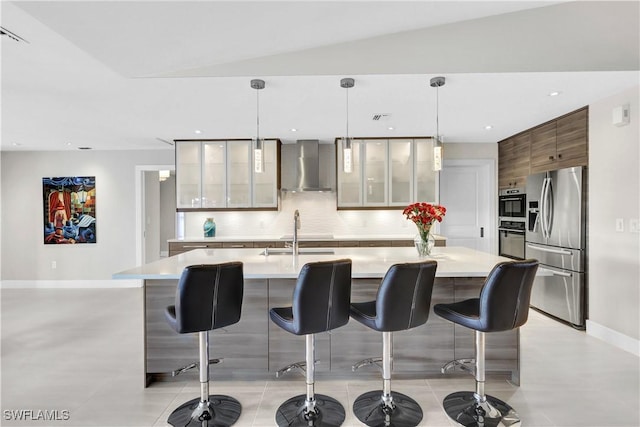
1;1;639;151
10;0;595;78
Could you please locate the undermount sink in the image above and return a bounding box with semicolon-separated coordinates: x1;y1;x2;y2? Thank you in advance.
259;248;335;256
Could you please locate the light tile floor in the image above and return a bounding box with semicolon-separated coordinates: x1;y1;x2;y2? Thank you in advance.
1;287;638;426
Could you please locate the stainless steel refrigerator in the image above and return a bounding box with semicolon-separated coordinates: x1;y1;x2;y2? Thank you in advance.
525;166;587;328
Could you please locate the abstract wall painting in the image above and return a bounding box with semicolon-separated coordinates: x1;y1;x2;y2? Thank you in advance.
43;176;96;244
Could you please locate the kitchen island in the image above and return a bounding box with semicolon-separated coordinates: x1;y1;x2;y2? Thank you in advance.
113;246;519;387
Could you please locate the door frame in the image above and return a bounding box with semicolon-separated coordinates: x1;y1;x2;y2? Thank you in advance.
441;158;497;254
135;164;175;266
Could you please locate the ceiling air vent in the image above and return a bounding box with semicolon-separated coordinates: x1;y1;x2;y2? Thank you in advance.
0;27;28;43
372;113;391;121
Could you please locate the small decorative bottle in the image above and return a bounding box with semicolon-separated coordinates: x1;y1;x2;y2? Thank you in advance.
203;217;216;238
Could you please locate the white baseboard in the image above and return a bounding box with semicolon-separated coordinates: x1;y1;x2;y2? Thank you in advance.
0;279;142;289
586;320;640;357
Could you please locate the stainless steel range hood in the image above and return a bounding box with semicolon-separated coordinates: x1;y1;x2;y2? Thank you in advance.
280;140;334;192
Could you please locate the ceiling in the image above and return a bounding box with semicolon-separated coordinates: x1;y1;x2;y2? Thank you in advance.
1;1;638;151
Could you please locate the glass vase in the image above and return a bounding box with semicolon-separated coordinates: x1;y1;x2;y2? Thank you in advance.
414;232;435;257
203;217;216;238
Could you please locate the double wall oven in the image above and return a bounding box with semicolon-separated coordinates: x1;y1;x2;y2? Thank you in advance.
498;188;526;259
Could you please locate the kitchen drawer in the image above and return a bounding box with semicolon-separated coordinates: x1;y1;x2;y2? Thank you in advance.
358;240;388;247
338;241;360;247
298;241;335;248
168;241;223;256
392;239;414;247
257;241;286;248
222;242;254;248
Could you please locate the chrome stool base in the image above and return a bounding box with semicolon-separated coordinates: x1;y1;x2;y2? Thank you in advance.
167;395;241;427
275;394;345;427
442;391;521;427
353;390;423;427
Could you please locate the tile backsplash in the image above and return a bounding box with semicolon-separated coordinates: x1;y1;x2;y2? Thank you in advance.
179;192;422;238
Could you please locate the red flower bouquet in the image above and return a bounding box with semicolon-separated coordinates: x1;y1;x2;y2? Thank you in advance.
403;202;446;254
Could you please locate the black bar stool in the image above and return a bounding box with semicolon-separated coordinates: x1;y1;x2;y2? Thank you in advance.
350;261;438;427
269;259;352;427
165;262;244;427
434;259;538;427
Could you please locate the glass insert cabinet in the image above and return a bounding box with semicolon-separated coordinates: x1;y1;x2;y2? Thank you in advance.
336;137;438;208
175;139;281;210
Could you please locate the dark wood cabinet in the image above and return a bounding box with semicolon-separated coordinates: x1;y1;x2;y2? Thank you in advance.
530;122;558;173
556;107;588;169
499;107;588;185
530;107;588;174
499;132;530;189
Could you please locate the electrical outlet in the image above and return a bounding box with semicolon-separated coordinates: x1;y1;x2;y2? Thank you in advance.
630;218;640;233
616;218;624;232
51;261;57;269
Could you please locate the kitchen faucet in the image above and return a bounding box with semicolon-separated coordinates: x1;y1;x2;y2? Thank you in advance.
293;210;300;255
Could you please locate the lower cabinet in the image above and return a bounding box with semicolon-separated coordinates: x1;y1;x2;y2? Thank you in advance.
144;276;518;385
267;279;331;372
144;279;269;383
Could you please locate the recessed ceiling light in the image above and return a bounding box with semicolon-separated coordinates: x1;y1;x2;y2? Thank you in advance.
194;129;202;134
485;125;493;130
11;142;21;146
290;128;297;132
66;142;72;146
388;126;395;131
548;91;561;97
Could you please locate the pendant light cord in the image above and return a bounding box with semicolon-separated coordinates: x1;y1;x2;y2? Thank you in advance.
256;88;260;143
345;86;349;142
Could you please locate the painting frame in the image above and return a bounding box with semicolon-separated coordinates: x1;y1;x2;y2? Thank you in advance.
43;176;97;244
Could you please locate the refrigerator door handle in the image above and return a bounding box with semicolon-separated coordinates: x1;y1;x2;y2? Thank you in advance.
526;243;573;256
551;270;572;278
540;177;549;239
546;177;554;237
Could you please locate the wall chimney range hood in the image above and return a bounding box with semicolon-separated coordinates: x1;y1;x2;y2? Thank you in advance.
280;140;334;192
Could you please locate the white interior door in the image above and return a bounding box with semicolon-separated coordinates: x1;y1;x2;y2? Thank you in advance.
439;159;495;253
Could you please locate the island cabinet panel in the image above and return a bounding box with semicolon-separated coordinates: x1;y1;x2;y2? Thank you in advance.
451;277;519;384
329;280;380;371
267;279;331;373
144;279;268;383
392;278;455;372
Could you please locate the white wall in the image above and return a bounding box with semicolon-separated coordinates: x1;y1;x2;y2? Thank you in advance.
159;175;176;255
1;149;173;280
587;86;640;344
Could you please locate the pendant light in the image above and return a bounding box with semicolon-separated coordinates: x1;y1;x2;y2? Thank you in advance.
251;79;265;173
341;77;355;174
430;76;445;171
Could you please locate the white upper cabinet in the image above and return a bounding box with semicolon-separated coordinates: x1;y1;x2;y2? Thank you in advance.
336;137;437;209
176;139;280;210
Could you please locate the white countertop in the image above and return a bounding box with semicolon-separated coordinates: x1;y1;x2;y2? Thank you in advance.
114;246;507;280
168;234;446;243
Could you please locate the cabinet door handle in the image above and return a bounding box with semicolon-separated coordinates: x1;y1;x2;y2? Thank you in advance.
558;154;562;159
184;245;207;248
548;155;554;160
480;227;484;238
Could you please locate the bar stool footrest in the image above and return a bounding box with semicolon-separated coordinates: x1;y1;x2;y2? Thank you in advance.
352;357;383;372
442;391;521;427
167;395;241;427
353;390;423;427
441;358;476;376
275;394;345;427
